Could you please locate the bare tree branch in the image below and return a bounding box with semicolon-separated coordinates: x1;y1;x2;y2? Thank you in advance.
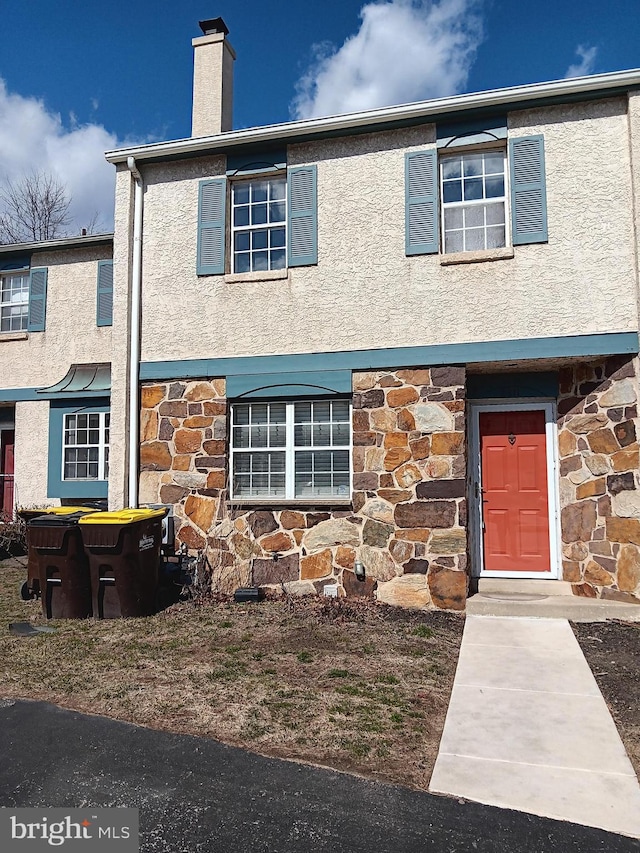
0;171;72;244
81;209;108;236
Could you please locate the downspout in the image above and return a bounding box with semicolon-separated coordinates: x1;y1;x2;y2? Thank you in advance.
127;156;143;508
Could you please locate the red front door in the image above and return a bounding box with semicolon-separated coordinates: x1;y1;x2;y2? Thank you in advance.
479;410;551;573
1;430;15;517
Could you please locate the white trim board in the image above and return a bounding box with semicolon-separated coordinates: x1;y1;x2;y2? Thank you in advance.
468;400;561;580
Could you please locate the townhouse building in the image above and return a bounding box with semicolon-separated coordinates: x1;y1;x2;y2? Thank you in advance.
0;236;113;515
4;18;640;609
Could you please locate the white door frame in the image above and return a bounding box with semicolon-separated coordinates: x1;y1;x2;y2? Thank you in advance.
469;400;561;579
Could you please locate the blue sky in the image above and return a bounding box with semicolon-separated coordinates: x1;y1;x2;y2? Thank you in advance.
0;0;638;232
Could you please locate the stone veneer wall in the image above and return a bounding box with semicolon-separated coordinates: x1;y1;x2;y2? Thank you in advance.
558;355;640;602
139;379;228;550
138;367;469;610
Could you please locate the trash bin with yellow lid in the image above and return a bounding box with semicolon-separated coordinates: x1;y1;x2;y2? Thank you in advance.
28;509;99;619
19;507;98;603
78;508;167;618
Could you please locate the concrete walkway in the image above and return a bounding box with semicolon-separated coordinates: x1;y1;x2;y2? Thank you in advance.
430;615;640;838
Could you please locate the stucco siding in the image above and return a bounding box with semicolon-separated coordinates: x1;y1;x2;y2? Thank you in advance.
136;98;637;364
627;91;640;335
1;244;112;390
13;401;54;508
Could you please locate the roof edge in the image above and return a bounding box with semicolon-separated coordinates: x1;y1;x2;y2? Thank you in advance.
105;68;640;164
0;233;113;255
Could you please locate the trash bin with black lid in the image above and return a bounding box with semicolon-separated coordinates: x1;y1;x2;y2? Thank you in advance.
28;511;95;619
20;507;97;602
78;508;167;618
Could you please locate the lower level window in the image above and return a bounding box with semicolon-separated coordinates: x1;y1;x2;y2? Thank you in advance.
63;411;110;481
1;272;29;332
231;400;351;499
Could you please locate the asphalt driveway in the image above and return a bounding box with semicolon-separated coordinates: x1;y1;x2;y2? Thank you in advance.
0;699;638;853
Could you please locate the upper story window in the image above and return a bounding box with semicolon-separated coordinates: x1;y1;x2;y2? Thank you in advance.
197;165;317;276
1;272;29;332
232;178;287;273
230;399;351;500
441;150;506;253
405;134;547;258
63;411;110;481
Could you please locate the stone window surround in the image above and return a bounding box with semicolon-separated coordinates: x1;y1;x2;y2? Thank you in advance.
230;498;352;507
225;268;289;284
0;332;29;342
439;247;514;265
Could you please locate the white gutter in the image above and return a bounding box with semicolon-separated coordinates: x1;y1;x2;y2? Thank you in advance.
0;233;113;254
127;156;143;509
105;68;640;164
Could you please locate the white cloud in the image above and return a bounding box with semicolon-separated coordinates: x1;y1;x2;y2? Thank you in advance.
0;79;124;235
291;0;484;120
565;45;598;79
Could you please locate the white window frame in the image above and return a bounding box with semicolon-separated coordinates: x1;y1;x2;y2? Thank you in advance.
230;400;352;501
0;270;30;333
62;411;110;482
440;147;510;254
231;176;287;274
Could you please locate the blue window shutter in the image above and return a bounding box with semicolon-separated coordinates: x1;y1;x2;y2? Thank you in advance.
197;178;226;275
287;165;317;266
28;267;48;332
405;150;439;255
510;135;548;245
96;260;113;327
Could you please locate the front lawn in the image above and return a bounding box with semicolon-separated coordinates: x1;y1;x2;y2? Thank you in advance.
0;559;463;789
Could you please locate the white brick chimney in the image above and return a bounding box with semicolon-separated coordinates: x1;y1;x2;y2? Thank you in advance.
191;17;235;137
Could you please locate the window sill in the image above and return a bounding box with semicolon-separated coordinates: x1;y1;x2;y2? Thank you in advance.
440;247;514;266
0;332;28;342
226;268;289;284
229;498;352;508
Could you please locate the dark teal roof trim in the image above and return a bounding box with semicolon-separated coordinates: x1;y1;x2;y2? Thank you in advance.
467;372;559;399
0;386;111;402
437;115;506;139
0;254;30;272
226;147;286;175
0;234;113;255
139;332;638;381
227;369;351;399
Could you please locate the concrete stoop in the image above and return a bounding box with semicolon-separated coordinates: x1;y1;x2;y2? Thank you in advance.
466;578;640;621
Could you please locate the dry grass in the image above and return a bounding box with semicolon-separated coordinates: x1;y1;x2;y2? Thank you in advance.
0;559;463;789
